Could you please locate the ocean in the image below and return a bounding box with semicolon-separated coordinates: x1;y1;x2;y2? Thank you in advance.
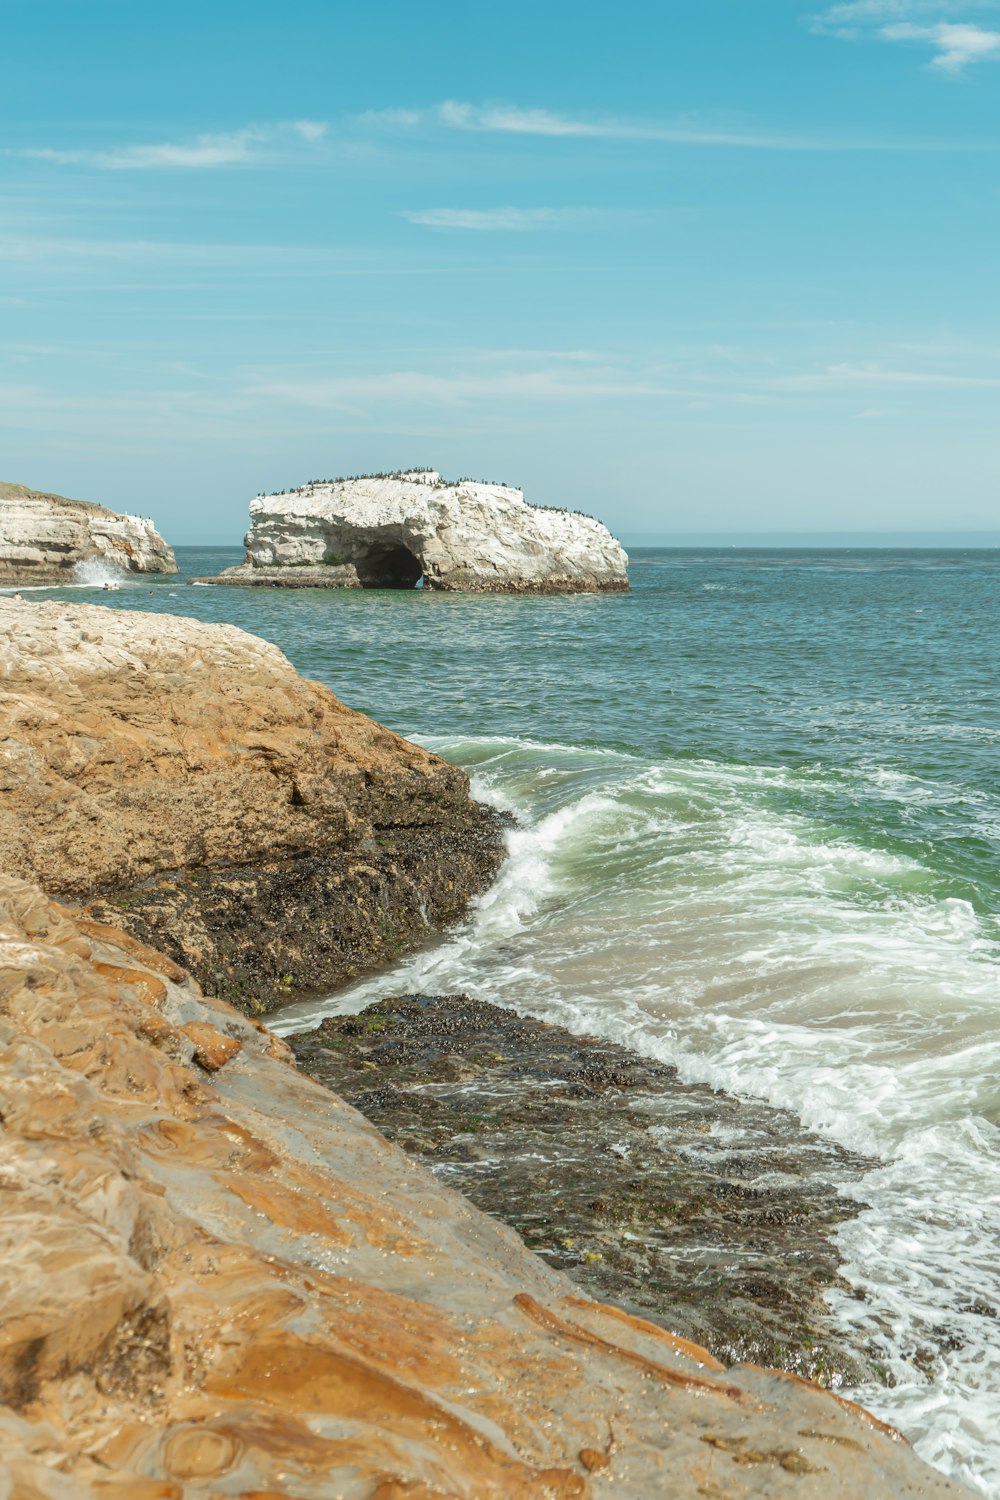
26;544;1000;1493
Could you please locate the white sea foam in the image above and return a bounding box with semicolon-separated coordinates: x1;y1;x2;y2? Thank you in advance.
273;734;1000;1493
0;559;138;593
71;557;135;587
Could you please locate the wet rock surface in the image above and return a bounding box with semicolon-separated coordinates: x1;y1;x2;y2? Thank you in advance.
292;992;881;1386
93;813;507;1014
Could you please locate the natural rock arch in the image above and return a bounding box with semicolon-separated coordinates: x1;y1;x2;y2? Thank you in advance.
199;471;630;594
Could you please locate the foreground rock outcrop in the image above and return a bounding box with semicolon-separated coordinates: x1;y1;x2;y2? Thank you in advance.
0;876;969;1498
0;601;502;1012
196;469;629;592
0;481;177;583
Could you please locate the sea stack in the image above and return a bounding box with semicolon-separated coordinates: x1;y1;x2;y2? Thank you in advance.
0;481;177;583
197;469;630;592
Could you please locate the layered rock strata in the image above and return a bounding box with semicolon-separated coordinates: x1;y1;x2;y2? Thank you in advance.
0;876;970;1498
197;469;629;592
0;600;502;1013
0;481;177;582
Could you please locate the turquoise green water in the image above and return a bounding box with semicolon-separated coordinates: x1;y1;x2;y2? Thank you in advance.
21;546;1000;1491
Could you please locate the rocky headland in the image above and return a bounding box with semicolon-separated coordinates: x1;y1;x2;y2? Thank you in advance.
0;600;502;1013
193;468;630;593
0;481;177;583
0;875;969;1498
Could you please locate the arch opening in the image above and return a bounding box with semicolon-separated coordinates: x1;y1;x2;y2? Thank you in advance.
353;543;424;590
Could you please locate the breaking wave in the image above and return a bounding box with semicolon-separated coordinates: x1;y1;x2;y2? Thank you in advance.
275;734;1000;1494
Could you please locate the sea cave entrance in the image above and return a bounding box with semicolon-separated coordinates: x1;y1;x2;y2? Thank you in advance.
354;543;425;590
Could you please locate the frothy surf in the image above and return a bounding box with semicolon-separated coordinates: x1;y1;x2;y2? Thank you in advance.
0;559;137;593
275;733;1000;1495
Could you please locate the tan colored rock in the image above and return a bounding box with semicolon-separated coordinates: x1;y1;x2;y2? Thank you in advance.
0;600;503;1012
0;480;177;582
177;1020;243;1070
0;876;971;1498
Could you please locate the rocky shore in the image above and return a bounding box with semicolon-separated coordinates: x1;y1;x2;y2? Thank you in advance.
194;468;630;593
0;597;972;1496
0;876;969;1497
0;601;502;1013
0;480;177;583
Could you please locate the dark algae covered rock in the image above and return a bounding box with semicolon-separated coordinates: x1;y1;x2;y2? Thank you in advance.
292;992;880;1386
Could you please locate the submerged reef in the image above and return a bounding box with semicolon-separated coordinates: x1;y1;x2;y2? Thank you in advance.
193;468;630;593
0;480;177;583
0;600;502;1014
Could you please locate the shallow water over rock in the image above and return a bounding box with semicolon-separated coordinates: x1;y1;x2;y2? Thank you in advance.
291;992;881;1386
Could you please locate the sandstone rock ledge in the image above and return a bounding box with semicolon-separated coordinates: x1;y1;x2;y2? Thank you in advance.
0;876;970;1498
0;481;177;583
194;469;629;593
0;601;503;1014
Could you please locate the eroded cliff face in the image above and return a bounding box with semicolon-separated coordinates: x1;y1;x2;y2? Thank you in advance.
206;469;629;593
0;601;502;1012
0;876;970;1499
0;482;177;582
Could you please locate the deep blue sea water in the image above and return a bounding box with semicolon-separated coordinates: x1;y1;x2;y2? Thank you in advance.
15;545;1000;1491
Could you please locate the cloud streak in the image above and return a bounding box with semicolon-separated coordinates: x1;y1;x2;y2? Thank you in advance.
815;0;999;26
812;1;1000;70
246;366;689;408
13;120;327;170
771;362;1000;389
363;100;899;151
400;206;648;231
881;20;1000;68
403;207;574;231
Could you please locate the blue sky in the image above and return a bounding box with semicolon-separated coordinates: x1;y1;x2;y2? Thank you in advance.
2;0;998;542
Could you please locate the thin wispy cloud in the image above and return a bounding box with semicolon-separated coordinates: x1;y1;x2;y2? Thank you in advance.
812;1;1000;70
245;365;688;408
12;120;327;170
401;206;642;231
815;0;999;27
404;207;571;231
362;101;895;151
772;362;1000;389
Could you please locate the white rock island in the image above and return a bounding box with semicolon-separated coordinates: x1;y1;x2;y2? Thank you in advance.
199;469;629;593
0;481;177;584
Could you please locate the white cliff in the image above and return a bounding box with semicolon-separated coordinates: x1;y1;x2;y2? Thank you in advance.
209;469;628;592
0;482;177;583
